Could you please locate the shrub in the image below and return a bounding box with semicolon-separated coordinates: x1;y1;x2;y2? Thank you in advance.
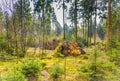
110;39;120;49
26;37;35;47
0;34;14;55
1;70;26;81
78;62;106;81
78;50;118;81
0;34;7;52
54;43;65;57
20;58;44;81
66;35;74;41
77;37;87;47
50;63;64;81
108;48;120;66
1;58;45;81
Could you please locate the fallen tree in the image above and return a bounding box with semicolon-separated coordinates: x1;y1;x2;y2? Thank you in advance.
54;41;86;57
44;39;60;50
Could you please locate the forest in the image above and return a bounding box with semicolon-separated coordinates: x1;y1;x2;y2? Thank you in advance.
0;0;120;81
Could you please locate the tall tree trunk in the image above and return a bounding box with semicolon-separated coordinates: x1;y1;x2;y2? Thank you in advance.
63;0;65;40
74;0;77;41
83;18;85;39
116;26;119;40
63;1;66;80
5;15;11;54
107;0;111;49
87;18;90;46
42;8;45;58
90;15;92;44
94;0;97;45
23;0;27;56
13;17;18;57
85;19;87;42
20;0;26;57
63;0;66;80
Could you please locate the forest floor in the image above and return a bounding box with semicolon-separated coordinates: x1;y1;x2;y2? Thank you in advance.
0;44;107;81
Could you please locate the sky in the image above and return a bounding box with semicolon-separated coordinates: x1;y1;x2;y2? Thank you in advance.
53;3;63;27
52;2;70;27
0;0;13;15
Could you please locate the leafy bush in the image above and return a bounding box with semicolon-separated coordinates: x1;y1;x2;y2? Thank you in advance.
0;54;16;61
110;39;120;49
54;43;65;57
50;63;64;81
20;58;44;80
5;46;14;55
0;34;7;51
66;35;74;41
1;70;27;81
108;48;120;66
78;50;118;81
0;34;14;55
0;34;13;54
77;37;87;47
26;37;35;47
78;50;103;81
1;58;45;81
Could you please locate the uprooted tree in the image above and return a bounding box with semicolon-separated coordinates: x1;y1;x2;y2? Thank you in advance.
54;41;86;57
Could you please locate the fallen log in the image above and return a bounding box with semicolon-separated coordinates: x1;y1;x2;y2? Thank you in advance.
44;39;60;50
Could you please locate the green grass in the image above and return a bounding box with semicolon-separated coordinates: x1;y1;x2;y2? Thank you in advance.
0;44;119;81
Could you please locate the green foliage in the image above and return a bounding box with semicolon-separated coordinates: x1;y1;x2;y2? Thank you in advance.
20;58;44;79
77;37;87;47
33;0;53;23
0;34;14;55
52;11;62;36
5;46;14;55
110;38;120;49
54;43;65;57
97;24;105;40
78;50;101;81
1;58;45;81
1;70;27;81
65;25;74;41
50;63;64;80
0;54;16;61
0;34;7;51
56;25;62;36
108;48;120;66
66;35;74;41
13;0;32;57
26;37;35;47
108;38;120;67
78;50;118;81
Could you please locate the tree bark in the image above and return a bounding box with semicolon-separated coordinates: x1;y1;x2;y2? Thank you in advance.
20;0;26;57
87;18;90;46
63;0;65;40
107;0;111;49
90;15;92;44
94;0;97;45
42;7;45;57
74;0;77;41
83;18;85;39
